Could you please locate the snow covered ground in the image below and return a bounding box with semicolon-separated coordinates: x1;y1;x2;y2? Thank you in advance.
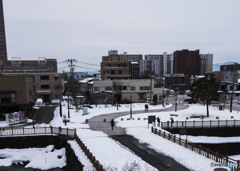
0;145;65;170
1;102;239;170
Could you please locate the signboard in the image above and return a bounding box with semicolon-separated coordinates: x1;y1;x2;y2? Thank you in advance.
82;107;88;115
148;115;156;124
5;111;26;125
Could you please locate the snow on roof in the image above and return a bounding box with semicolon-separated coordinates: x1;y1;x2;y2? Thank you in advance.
79;77;98;83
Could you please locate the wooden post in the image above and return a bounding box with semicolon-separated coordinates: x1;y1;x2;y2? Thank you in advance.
168;133;170;140
50;126;53;134
155;128;157;134
199;145;202;154
207;148;210;158
151;127;154;132
163;132;165;138
237;160;239;170
179;137;181;145
185;139;188;148
216;152;219;162
174;135;176;143
191;144;194;151
226;155;228;164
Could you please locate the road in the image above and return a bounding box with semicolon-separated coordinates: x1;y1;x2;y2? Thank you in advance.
88;102;190;170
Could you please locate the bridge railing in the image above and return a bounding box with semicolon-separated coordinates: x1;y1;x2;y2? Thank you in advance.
161;119;240;129
0;126;76;138
152;127;240;170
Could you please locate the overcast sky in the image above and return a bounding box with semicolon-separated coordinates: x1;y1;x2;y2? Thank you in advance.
3;0;240;72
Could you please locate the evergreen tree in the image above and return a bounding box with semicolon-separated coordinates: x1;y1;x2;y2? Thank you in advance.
153;94;158;105
185;74;219;117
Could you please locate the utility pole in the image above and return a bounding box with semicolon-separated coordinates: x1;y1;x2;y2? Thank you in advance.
230;64;237;113
150;59;153;105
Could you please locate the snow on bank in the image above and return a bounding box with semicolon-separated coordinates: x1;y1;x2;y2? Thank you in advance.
68;140;94;171
115;104;240;171
0;145;66;170
184;135;240;144
76;128;157;170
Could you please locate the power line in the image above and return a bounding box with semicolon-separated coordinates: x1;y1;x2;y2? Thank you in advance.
75;61;100;67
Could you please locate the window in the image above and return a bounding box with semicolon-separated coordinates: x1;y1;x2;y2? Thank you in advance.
111;71;115;74
138;93;146;100
122;86;127;90
54;76;59;80
0;92;16;104
105;86;112;91
119;71;122;74
40;76;49;80
55;95;59;98
41;85;50;89
130;87;135;91
140;86;151;90
94;87;99;91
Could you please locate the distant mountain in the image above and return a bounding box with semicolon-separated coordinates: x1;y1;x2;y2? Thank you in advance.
213;61;239;71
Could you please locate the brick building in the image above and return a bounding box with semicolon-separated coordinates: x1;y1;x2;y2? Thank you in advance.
173;49;201;76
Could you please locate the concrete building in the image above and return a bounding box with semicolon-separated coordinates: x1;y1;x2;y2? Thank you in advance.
140;53;173;77
219;64;240;100
92;79;158;103
2;72;62;103
164;74;190;93
200;54;213;75
173;49;201;76
0;74;34;117
101;50;131;80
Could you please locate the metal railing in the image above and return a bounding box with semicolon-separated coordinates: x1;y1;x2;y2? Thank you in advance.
0;126;76;138
161;120;240;129
152;127;240;170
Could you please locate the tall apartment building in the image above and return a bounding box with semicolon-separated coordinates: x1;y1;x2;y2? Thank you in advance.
173;49;201;76
200;54;213;75
139;52;173;77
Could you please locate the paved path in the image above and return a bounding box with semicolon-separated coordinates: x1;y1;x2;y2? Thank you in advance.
89;103;188;136
88;103;190;170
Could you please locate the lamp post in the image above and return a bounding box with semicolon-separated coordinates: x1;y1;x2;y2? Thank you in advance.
130;95;132;119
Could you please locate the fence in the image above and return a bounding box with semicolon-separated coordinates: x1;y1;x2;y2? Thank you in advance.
161;120;240;129
0;126;76;138
74;133;104;171
151;127;240;170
